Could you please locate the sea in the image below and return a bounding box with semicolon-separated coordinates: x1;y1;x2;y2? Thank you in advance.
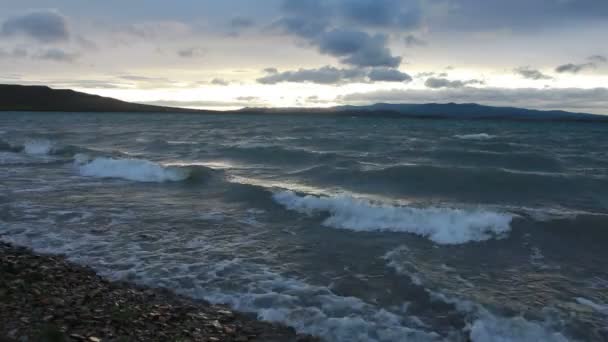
1;112;607;341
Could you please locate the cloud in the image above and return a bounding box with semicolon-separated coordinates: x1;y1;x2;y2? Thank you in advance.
555;63;595;74
318;29;401;67
258;66;366;84
588;55;607;63
1;10;70;43
404;34;427;47
276;0;403;68
119;21;190;40
555;55;607;73
177;47;206;58
338;87;608;114
425;77;483;89
118;75;179;88
230;16;255;29
257;66;411;84
368;68;412;82
0;47;28;59
34;48;79;63
211;78;230;86
338;0;421;28
514;67;552;80
429;0;608;31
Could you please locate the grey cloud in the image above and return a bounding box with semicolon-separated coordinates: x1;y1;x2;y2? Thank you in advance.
318;29;401;67
588;55;607;63
368;68;412;82
35;48;78;63
338;0;421;28
338;87;608;114
514;67;552;80
1;10;70;43
211;78;230;86
177;47;206;58
425;77;483;89
257;66;410;84
555;55;607;73
263;67;279;74
258;66;366;84
230;17;255;29
404;34;427;47
555;62;595;74
433;0;608;31
276;0;403;68
236;96;259;101
0;47;28;59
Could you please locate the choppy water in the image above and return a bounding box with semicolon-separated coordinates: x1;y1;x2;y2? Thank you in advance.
1;112;608;341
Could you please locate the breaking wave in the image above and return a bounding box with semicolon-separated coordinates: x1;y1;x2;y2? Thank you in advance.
272;191;513;244
23;139;55;155
74;155;214;183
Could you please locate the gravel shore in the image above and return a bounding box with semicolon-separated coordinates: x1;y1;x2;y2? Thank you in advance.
0;242;319;342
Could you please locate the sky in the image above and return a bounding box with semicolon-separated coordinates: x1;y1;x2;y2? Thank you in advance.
1;0;607;113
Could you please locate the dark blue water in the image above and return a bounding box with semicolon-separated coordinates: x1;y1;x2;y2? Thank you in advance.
1;112;607;341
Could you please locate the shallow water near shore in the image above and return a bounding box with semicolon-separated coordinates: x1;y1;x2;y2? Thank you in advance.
1;112;608;341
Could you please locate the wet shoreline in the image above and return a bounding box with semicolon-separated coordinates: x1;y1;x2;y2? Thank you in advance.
0;241;319;342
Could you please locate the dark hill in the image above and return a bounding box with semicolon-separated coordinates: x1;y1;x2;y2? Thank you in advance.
0;84;208;113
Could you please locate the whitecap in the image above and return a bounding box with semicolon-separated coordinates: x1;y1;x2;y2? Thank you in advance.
273;191;513;244
23;139;55;155
75;156;190;183
575;297;608;315
454;133;495;140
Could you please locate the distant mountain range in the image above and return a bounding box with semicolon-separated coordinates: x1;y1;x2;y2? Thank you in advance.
1;84;606;122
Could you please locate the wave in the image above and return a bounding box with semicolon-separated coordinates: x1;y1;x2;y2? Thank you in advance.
454;133;495;140
23;139;55;155
220;144;337;165
290;163;608;203
74;155;215;183
575;298;608;315
272;191;513;244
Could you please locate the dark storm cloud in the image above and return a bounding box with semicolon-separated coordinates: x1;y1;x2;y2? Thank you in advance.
318;29;401;67
425;77;483;89
275;0;405;68
514;67;552;80
256;66;410;84
1;10;70;43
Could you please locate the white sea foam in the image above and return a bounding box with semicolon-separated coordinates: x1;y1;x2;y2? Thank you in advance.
454;133;495;140
427;291;568;342
575;297;608;315
76;156;190;182
23;139;54;155
273;191;513;244
468;312;568;342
